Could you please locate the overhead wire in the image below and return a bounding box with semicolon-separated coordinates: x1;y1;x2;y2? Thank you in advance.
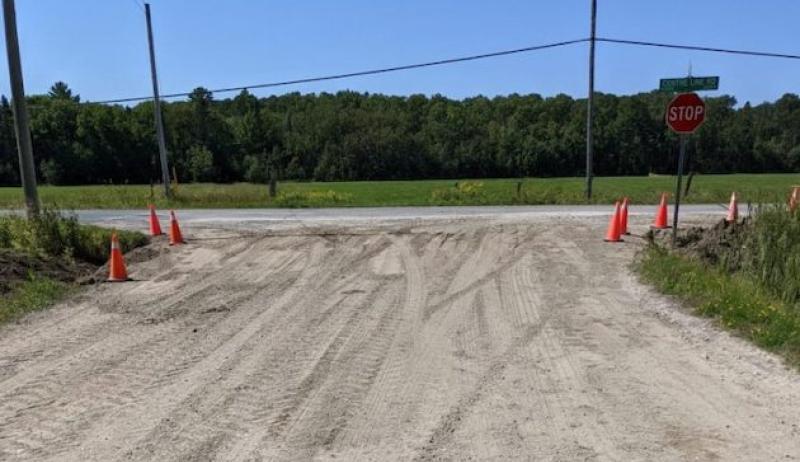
596;37;800;60
87;38;590;104
127;0;145;13
48;35;800;106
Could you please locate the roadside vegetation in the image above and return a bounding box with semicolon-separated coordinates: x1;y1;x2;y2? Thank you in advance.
639;206;800;367
0;173;796;209
0;209;148;324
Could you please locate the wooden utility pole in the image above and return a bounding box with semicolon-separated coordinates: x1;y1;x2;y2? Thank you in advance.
585;0;597;201
2;0;38;217
144;3;171;198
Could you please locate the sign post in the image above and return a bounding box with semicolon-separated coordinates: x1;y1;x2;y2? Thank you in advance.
665;92;706;245
673;136;688;245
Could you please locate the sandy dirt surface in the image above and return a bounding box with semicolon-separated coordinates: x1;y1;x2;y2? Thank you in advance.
0;213;798;461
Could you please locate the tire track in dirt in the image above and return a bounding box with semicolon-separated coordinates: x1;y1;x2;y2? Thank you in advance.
0;237;297;459
377;232;489;454
330;228;538;460
98;235;398;461
412;239;548;460
213;238;407;460
0;237;307;460
422;229;522;321
260;279;406;460
327;234;432;459
63;237;349;461
415;318;549;461
0;236;248;394
224;278;399;460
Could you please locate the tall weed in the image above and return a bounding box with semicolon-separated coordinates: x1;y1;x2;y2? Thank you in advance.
0;208;148;264
736;206;800;305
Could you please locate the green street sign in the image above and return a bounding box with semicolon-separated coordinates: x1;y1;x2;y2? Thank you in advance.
659;76;719;92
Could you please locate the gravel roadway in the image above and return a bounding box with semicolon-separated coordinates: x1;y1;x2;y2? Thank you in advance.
0;208;798;461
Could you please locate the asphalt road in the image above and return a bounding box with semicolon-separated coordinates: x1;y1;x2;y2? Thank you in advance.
74;203;730;230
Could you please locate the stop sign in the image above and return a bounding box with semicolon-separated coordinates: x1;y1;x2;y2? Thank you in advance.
666;92;706;134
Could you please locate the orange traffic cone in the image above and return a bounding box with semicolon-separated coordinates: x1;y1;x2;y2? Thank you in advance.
169;210;185;245
604;201;624;242
652;193;669;229
790;187;800;213
620;197;630;235
149;204;163;236
107;233;129;282
726;192;739;223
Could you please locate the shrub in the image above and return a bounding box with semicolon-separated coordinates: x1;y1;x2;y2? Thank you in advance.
736;206;800;305
187;145;216;182
73;224;149;264
272;190;353;208
430;181;486;204
242;154;268;183
4;208;78;258
0;208;148;264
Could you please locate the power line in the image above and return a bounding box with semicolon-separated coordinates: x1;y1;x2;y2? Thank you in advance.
597;37;800;60
66;36;800;106
88;38;589;104
127;0;145;13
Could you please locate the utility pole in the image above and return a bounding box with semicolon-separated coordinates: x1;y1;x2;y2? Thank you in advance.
2;0;38;217
144;2;171;198
585;0;597;201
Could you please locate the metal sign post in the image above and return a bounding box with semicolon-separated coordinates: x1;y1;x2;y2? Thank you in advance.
664;92;706;245
672;135;688;246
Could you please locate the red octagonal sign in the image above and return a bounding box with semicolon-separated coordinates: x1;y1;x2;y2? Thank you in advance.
666;92;706;134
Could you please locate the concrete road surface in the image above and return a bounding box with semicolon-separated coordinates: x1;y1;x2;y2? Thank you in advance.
0;208;797;461
73;203;731;229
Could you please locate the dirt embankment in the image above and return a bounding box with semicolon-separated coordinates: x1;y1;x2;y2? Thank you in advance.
0;243;163;296
649;218;747;268
0;250;92;295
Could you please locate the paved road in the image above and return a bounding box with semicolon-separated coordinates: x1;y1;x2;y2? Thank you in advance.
75;203;730;230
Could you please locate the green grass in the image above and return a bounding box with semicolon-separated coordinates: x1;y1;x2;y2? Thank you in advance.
0;276;72;324
639;246;800;367
0;173;797;208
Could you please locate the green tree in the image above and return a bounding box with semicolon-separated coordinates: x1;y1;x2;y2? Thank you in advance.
0;96;18;185
2;82;799;185
187;144;215;182
48;81;80;103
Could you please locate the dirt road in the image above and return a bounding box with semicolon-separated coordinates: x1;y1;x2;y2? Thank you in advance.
0;213;798;461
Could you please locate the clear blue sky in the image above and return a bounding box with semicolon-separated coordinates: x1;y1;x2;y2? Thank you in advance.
1;0;798;105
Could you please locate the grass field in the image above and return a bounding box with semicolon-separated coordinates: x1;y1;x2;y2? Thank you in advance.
0;174;797;209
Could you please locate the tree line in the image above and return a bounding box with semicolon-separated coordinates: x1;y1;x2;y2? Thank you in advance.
0;81;798;186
